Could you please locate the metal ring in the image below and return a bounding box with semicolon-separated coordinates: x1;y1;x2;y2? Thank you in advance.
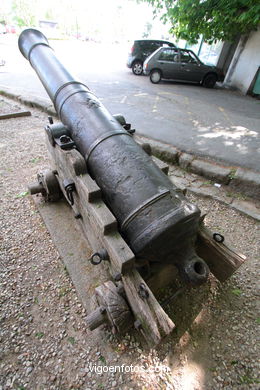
85;131;132;164
89;253;102;265
121;189;170;230
53;81;90;110
28;42;51;63
58;90;95;118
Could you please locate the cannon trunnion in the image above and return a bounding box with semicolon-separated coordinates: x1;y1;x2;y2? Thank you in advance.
20;29;246;345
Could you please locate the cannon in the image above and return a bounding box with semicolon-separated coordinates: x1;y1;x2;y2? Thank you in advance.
19;29;246;345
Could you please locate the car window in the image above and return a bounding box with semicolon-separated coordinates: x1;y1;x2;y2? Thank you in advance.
140;42;157;54
159;49;179;62
154;42;163;50
149;42;161;52
180;51;198;64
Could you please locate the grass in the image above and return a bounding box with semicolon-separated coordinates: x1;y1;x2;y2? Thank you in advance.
35;332;44;339
228;168;237;180
231;288;242;296
58;286;71;297
226;191;247;200
29;157;42;163
68;336;76;345
99;355;106;364
239;374;260;385
16;191;28;198
63;266;69;276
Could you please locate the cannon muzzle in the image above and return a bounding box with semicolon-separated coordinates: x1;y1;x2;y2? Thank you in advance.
19;29;209;285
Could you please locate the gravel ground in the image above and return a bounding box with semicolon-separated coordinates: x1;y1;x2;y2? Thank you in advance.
0;96;259;390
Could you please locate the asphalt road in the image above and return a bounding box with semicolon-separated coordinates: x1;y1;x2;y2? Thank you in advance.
1;34;259;171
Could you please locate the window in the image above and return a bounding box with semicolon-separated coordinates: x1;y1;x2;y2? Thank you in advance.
159;49;179;62
180;51;198;64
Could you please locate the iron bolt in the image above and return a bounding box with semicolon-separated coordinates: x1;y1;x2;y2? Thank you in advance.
138;283;149;300
100;307;106;314
60;135;71;144
114;273;122;282
134;320;142;330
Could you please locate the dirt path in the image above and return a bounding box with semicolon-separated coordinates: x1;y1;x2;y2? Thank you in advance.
0;96;259;390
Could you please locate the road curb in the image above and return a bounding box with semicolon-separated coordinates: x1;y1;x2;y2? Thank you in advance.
1;88;259;217
0;87;57;117
136;135;260;201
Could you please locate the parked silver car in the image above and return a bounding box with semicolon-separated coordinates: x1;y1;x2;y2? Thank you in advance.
127;39;176;75
143;47;224;87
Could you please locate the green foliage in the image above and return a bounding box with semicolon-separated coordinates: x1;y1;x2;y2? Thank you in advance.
140;0;260;43
68;336;76;344
35;331;44;338
99;355;106;364
12;0;38;27
16;191;28;198
231;288;242;296
29;157;41;163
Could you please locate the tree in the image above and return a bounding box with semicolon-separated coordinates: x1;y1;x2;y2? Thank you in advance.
140;0;260;43
11;0;39;27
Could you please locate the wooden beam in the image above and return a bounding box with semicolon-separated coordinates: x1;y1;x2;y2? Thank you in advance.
0;111;31;120
46;141;135;274
122;269;175;346
196;224;246;282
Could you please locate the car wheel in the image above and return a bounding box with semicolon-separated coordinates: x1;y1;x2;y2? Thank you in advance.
150;70;161;84
203;73;217;88
132;61;143;75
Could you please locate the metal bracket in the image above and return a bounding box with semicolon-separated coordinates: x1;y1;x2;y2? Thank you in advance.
63;179;76;205
45;121;75;149
55;135;75;150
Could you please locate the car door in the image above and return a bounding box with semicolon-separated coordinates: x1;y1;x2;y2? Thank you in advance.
179;50;205;82
157;48;182;79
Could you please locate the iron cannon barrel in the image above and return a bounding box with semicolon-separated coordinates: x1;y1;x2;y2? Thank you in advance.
19;29;209;284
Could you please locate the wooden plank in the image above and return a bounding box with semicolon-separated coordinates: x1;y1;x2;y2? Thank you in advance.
196;224;246;282
79;176;101;202
0;111;31;120
46;140;135;274
122;269;175;346
47;142;117;235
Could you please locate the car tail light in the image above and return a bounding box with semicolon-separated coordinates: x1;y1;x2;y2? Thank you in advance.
131;46;134;53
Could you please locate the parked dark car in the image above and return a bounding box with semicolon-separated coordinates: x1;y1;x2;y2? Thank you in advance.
143;47;224;87
127;39;176;75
